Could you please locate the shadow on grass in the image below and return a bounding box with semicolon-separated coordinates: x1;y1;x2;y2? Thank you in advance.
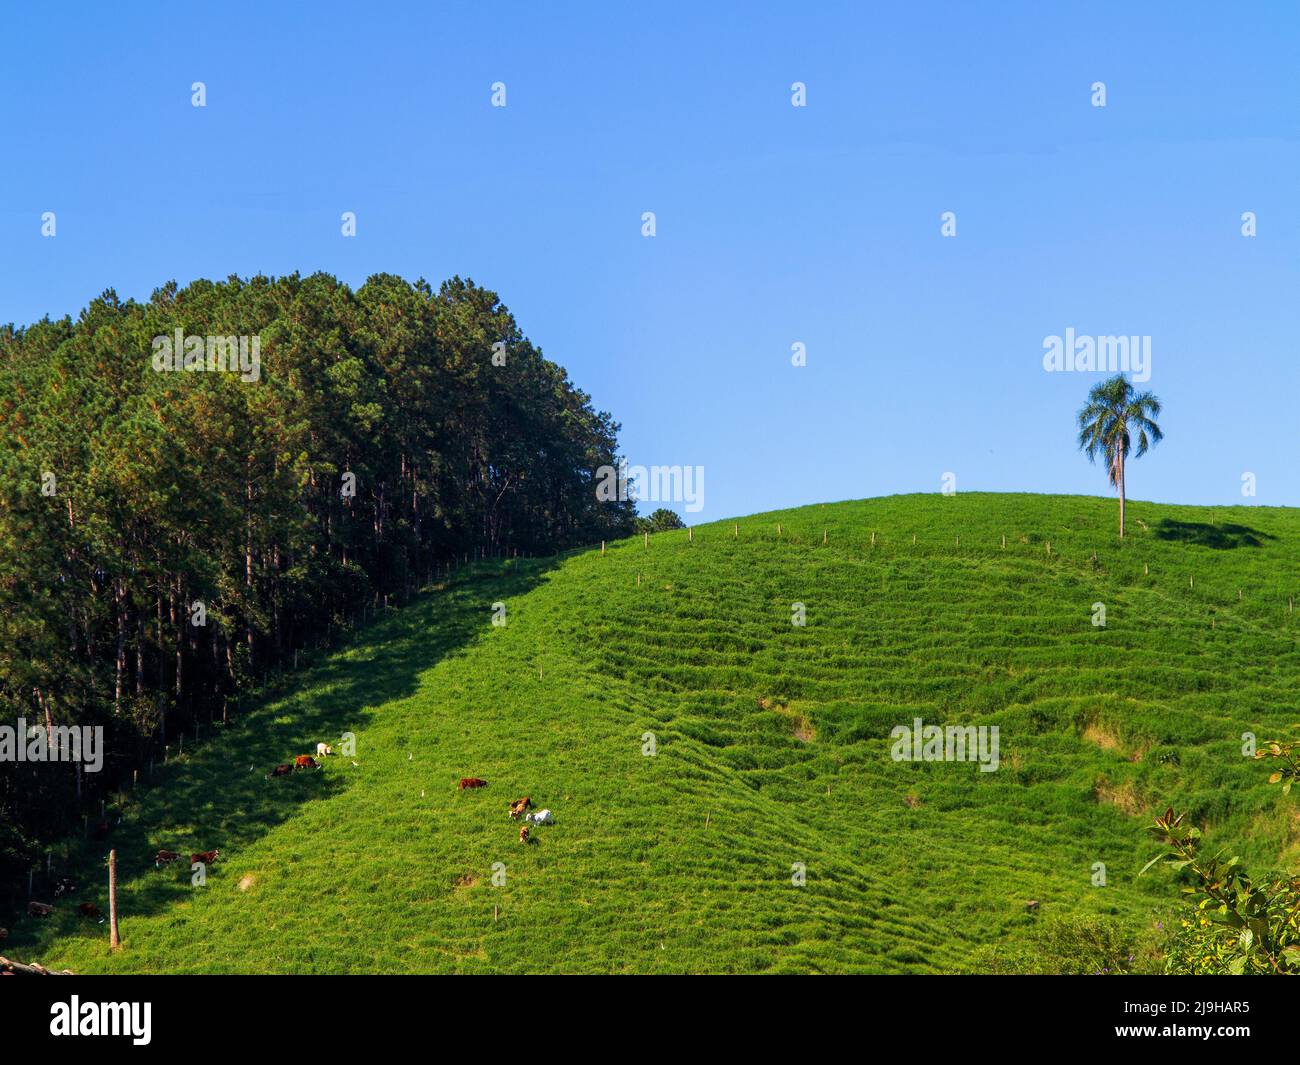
6;556;560;961
1152;519;1275;550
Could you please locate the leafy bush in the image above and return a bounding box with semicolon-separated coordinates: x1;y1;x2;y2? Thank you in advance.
974;914;1157;975
634;508;686;533
1143;737;1300;975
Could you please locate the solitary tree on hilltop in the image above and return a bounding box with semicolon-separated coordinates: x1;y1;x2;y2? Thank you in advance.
1077;374;1163;538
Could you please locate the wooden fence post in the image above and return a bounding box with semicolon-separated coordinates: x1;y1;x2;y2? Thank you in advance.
108;849;120;950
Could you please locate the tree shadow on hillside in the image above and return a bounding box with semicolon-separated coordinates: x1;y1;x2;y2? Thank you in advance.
7;556;561;961
1152;519;1274;550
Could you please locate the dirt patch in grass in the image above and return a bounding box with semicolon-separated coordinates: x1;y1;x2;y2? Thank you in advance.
759;696;815;742
782;702;816;742
1082;722;1150;763
452;873;478;894
1082;723;1122;753
238;874;256;892
1093;776;1143;816
1244;805;1300;867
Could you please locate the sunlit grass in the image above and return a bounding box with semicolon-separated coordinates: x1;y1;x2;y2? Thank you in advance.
14;493;1300;973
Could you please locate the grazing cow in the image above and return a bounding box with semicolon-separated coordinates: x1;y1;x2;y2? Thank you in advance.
190;849;220;866
294;754;319;770
316;743;333;758
155;849;181;867
458;777;488;790
526;808;554;826
53;877;78;898
508;796;532;820
518;825;530;844
27;901;53;918
78;903;101;919
270;763;292;777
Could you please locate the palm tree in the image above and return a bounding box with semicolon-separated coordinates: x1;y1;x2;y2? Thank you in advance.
1077;374;1163;537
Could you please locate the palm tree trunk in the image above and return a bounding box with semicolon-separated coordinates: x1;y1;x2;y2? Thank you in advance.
1118;450;1126;538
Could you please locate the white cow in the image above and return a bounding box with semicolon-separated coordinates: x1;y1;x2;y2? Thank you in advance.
316;742;333;758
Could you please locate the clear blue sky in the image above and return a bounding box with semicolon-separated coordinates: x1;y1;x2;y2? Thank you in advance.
2;2;1297;522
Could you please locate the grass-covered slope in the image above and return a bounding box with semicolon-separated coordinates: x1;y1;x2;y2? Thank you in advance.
11;493;1300;973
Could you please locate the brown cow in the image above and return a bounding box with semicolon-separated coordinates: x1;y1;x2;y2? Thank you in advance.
458;777;488;790
155;849;181;867
508;796;532;820
270;764;293;777
78;903;101;919
190;850;220;866
294;755;319;770
27;901;53;918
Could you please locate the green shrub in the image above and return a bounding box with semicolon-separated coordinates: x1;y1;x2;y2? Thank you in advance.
974;914;1157;975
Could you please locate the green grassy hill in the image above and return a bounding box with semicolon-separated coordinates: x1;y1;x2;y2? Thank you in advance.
11;493;1300;973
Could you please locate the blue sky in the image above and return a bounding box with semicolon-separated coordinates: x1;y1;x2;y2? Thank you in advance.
2;2;1297;521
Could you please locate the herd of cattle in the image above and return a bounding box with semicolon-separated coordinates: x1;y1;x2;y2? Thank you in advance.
269;742;334;777
21;842;225;927
7;748;558;942
12;742;339;932
22;880;104;923
459;778;555;844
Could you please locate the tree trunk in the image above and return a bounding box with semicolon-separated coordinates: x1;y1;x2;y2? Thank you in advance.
135;611;145;695
172;577;183;698
0;955;75;975
108;849;120;950
1117;449;1126;538
114;579;126;712
35;688;52;744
